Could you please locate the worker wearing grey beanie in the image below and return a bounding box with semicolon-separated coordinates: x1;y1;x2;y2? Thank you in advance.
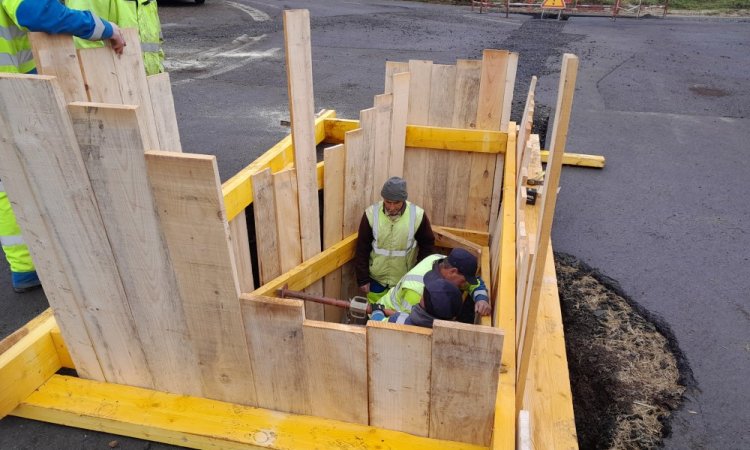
354;177;435;303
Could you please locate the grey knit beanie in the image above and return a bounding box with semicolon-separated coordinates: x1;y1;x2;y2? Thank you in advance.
380;177;408;201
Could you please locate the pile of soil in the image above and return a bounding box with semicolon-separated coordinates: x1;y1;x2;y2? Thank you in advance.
555;253;693;449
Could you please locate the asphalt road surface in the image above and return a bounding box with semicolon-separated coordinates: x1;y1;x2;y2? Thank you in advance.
1;1;748;448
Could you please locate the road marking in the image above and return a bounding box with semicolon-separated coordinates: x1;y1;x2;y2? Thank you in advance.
225;0;271;21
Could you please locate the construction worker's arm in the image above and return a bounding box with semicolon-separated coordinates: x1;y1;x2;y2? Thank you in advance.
415;213;436;262
13;0;124;53
354;213;374;292
467;276;491;316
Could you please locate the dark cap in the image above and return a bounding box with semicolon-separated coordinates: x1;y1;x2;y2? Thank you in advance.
423;270;462;320
381;177;408;201
447;248;478;284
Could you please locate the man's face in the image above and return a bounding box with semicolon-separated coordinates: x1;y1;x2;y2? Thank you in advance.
383;199;404;217
440;267;467;289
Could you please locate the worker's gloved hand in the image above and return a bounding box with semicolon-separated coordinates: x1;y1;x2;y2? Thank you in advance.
475;300;492;316
370;310;386;322
109;24;126;55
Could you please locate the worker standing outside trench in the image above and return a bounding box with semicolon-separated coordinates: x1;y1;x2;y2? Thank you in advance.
0;0;125;293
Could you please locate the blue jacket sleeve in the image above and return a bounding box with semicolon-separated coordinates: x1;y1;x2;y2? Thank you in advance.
467;276;489;303
15;0;113;40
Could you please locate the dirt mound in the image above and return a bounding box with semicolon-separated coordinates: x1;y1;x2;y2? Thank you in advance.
555;252;693;449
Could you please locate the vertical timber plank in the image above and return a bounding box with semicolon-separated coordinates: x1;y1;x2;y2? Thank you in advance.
145;151;257;405
452;59;482;129
0;75;150;386
147;72;183;152
476;49;509;131
273;168;303;274
323;144;345;322
283;10;323;307
389;71;410;178
28;33;87;103
384;60;409;94
68;102;203;396
425;64;457;223
359;108;377;206
241;294;310;415
372;94;393;202
303;321;367;423
77;47;122;103
429;320;504;446
500;52;518;132
407;60;432;125
367;321;432;437
251;169;281;284
342;128;366;236
229;213;255;293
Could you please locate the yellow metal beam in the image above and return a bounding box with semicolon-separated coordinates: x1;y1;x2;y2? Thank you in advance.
541;150;605;168
0;309;61;418
13;374;485;450
221;109;336;221
324;118;507;154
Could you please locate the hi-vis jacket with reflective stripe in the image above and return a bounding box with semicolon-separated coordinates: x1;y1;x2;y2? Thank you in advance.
365;201;425;288
67;0;163;75
0;0;114;73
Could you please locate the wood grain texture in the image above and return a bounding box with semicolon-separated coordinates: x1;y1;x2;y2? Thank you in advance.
240;294;310;415
303;321;367;423
372;94;393;202
389;72;410;177
452;59;482;129
429;321;503;446
273;168;303;274
407;60;432;125
68;103;202;396
229;212;255;293
145;151;256;405
476;50;510;131
367;321;432;437
146;72;183;152
323;145;345;321
342;128;366;237
0;75;151;385
384;61;409;94
500;52;518;132
251;169;281;284
359;108;377;206
28;33;87;102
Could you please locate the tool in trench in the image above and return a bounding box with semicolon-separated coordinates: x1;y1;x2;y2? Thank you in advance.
277;285;396;320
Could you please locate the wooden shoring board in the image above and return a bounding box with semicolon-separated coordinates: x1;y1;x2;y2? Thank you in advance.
77;29;159;151
342;128;366;236
500;52;518;133
446;60;480;229
251;169;281;284
146;72;183;152
476;49;510;131
516;54;579;405
466;152;497;232
429;321;504;446
452;59;482;130
359;107;377;206
372;94;393;203
367;321;432;437
273;168;303;274
229;212;255;293
28;33;87;103
433;227;483;259
516;206;537;344
303;321;367;424
520;247;578;449
68;103;202;396
323;144;345;322
0;310;61;418
491;114;517;450
541;150;606;168
424;64;456;223
12;374;486;450
0;74;151;386
389;71;410;177
384;60;409;94
516;76;538;176
432;226;489;247
283;10;323;303
406;60;432;209
145;151;257;404
240;294;309;415
480;247;493;327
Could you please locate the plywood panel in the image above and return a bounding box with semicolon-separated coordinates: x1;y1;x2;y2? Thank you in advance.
323;145;345;321
145;151;256;404
384;61;409;94
372;94;393;202
476;50;510;131
68;103;202;396
251;169;281;284
429;320;503;446
241;294;310;415
452;59;482;129
303;321;367;423
147;72;183;152
0;74;150;386
367;321;432;437
389;72;410;177
273;168;303;274
28;33;87;102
